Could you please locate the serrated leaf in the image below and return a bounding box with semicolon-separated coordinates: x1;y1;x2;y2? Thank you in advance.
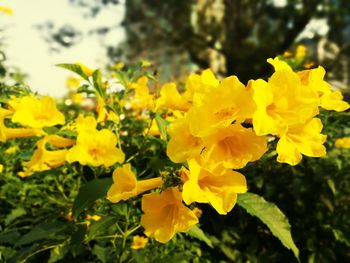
56;63;89;80
187;225;213;248
237;193;299;260
72;178;112;218
16;221;68;246
155;113;169;141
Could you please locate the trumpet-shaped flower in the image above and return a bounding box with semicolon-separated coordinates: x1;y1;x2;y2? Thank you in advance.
141;187;198;243
10;96;65;128
167;117;203;163
183;69;219;106
298;66;349;112
276;118;327;165
107;163;163;203
20;135;72;177
335;137;350;149
66;129;124;167
201;124;267;169
0;108;41;142
182;159;247;215
156;83;191;112
187;75;256;137
250;66;318;136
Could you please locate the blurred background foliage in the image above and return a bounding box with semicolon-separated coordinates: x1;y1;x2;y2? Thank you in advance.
0;0;350;262
39;0;350;91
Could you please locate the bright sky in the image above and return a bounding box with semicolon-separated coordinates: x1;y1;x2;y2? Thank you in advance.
0;0;125;97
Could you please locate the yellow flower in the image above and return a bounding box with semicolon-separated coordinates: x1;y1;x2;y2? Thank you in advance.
65;76;81;90
250;64;318;136
141;187;198;243
0;6;13;16
70;92;84;104
131;235;148;250
295;44;307;58
299;66;349;112
0;108;42;142
267;57;292;72
335;137;350;149
74;115;97;133
11;96;65;128
0;164;3;173
5;146;18;154
183;69;219;106
86;214;102;221
276;118;327;165
187;75;256;137
182;159;247;215
156;82;191;112
96;97;108;123
107;163;163;203
20;135;73;177
201;124;267;169
167;117;203;163
129;76;155;111
76;62;94;76
66;129;124;167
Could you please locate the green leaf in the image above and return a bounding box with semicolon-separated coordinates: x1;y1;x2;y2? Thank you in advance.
5;207;26;225
187;225;213;248
70;224;87;257
16;221;68;246
92;244;110;263
237;193;299;260
72;178;112;218
155;113;169;141
56;63;89;80
92;69;105;97
48;243;69;263
0;230;20;244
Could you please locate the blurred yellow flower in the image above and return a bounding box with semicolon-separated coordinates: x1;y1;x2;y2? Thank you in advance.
76;62;94;76
65;76;81;90
0;6;13;16
0;164;3;173
141;187;198;243
66;129;124;167
130;76;155;111
131;235;148;250
5;146;18;154
182;159;247;215
156;82;191;112
107;163;163;203
74;115;97;133
10;96;65;128
295;44;307;58
335;137;350;149
276;118;327;165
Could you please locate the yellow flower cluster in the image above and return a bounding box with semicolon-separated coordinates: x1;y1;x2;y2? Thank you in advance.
0;96;124;176
107;58;349;244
